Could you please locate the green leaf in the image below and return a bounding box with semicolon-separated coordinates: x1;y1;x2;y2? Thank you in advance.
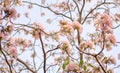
83;65;87;71
62;60;69;69
79;60;84;66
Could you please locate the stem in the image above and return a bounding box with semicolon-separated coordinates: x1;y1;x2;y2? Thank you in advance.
17;58;36;73
39;32;46;73
95;56;106;73
79;0;85;23
97;31;105;55
77;29;83;60
95;31;106;73
0;40;12;73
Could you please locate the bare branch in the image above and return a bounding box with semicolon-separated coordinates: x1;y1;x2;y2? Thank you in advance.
17;58;36;73
22;1;73;21
39;32;46;73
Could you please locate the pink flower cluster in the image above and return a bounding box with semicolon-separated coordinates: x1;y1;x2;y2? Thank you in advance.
94;13;116;51
33;22;44;30
8;46;18;58
71;21;83;33
61;41;71;54
61;24;74;35
32;22;44;39
6;37;33;58
108;56;116;65
0;24;14;40
94;13;112;32
107;34;116;45
104;34;116;51
4;0;11;6
60;20;83;35
80;40;95;49
14;38;32;48
4;8;17;19
66;62;80;72
4;0;22;6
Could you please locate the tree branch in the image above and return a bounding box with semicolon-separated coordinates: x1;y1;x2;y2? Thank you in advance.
79;0;85;23
0;40;13;73
82;2;115;24
17;58;36;73
39;32;46;73
22;1;73;21
95;56;107;73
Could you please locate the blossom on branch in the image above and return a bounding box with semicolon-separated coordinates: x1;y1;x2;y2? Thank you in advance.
66;61;80;72
94;13;112;32
71;21;83;33
4;8;17;19
61;41;71;54
107;34;116;45
8;46;18;58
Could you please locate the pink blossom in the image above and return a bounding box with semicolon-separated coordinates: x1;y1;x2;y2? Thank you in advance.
9;8;17;19
32;30;39;39
108;34;116;45
94;13;112;32
108;69;114;73
8;46;18;58
61;24;74;35
61;41;71;54
80;41;86;49
66;62;79;72
54;33;60;41
105;43;112;51
86;40;95;49
80;41;95;49
109;56;116;65
32;22;44;39
4;0;11;6
14;37;32;48
4;8;17;19
101;13;112;28
33;22;44;30
71;21;83;33
27;40;33;47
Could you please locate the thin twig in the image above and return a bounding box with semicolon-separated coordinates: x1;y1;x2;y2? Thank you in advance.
82;2;115;24
17;58;36;73
96;31;105;55
75;45;94;57
46;45;60;54
22;1;73;21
